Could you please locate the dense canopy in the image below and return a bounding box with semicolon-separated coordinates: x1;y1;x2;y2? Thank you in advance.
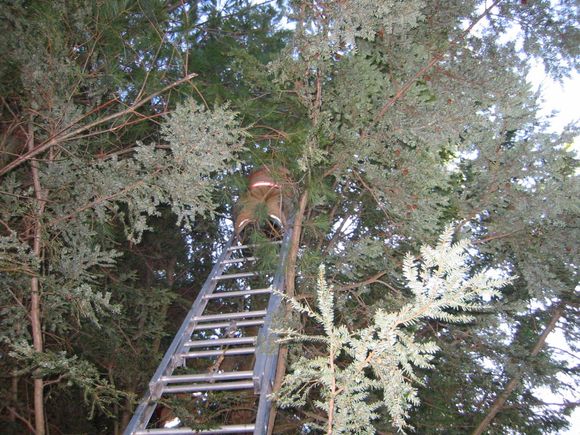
0;1;578;434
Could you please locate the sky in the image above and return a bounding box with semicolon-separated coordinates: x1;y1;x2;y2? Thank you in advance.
529;65;579;149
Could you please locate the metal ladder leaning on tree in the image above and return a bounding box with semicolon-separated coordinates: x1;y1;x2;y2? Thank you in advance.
123;225;292;434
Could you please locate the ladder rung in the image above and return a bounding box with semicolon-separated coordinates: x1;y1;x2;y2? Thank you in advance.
184;336;256;348
204;288;271;299
182;347;255;358
134;424;255;434
194;310;267;323
163;379;255;394
193;319;265;331
221;257;256;265
227;241;281;251
213;271;258;280
162;370;253;384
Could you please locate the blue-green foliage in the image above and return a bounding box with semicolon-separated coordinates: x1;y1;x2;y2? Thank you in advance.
276;228;510;433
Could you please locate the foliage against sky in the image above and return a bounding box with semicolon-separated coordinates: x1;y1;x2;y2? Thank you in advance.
0;0;578;434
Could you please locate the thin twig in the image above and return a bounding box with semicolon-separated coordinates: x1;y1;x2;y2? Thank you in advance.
334;271;387;292
352;170;391;223
472;303;565;435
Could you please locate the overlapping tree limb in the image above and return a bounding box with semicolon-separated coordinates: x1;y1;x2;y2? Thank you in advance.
0;73;197;178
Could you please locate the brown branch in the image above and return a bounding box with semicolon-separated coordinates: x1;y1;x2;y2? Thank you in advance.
251;124;290;141
73;111;168;142
0;73;197;177
42;374;66;388
27;124;46;435
334;271;387;292
7;407;36;434
268;190;309;434
353;170;391;223
285;191;309;299
322;212;353;255
472;303;565;435
474;228;524;244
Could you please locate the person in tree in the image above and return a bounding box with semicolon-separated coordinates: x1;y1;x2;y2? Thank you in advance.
234;166;292;241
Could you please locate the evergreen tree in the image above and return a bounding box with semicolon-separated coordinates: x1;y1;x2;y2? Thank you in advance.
0;0;577;434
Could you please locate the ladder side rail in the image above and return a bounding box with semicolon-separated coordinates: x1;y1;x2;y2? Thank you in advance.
252;224;292;390
253;223;293;434
124;236;235;434
254;342;280;435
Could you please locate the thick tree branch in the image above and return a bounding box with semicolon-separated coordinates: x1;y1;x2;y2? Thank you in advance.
268;190;309;434
7;407;36;434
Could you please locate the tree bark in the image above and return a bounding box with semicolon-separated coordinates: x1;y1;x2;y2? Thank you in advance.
472;303;564;435
267;190;308;434
151;257;176;354
120;392;134;432
28;125;46;435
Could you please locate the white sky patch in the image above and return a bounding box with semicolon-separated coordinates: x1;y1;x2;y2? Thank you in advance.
528;62;580;155
528;63;579;131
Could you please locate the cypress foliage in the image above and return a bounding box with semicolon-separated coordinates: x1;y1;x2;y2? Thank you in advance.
0;1;577;433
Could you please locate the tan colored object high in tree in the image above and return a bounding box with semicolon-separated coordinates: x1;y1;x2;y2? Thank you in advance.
234;166;291;240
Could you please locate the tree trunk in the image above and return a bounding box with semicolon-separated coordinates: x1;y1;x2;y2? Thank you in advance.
472;303;564;435
9;375;18;423
151;257;176;354
31;273;45;435
28;126;46;435
267;190;308;434
120;393;134;431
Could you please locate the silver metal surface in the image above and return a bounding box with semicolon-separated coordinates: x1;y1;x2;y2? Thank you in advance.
227;241;281;251
161;370;253;384
221;257;256;265
125;217;293;435
123;237;234;434
212;271;258;280
183;336;256;348
162;380;255;393
182;346;256;358
192;319;265;331
134;424;255;434
194;310;267;323
253;219;294;433
203;288;271;299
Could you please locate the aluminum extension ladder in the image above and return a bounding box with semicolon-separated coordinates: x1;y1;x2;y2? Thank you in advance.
124;226;292;434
